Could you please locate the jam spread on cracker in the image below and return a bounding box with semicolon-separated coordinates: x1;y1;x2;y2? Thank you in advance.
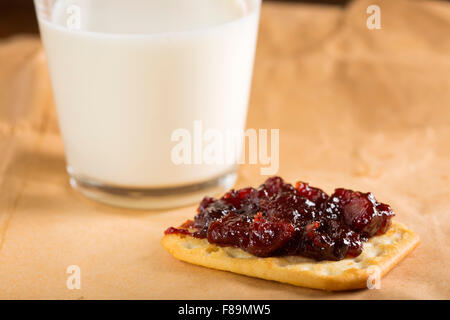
165;177;395;261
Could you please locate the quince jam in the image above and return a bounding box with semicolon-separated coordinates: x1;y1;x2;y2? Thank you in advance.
165;177;395;261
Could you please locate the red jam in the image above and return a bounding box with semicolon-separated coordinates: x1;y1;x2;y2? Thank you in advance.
165;177;395;261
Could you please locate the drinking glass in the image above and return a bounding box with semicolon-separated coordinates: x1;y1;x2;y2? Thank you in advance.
34;0;261;209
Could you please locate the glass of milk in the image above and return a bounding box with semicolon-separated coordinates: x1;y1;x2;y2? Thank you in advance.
34;0;261;209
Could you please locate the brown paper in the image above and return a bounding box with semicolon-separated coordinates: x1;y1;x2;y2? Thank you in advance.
0;0;449;299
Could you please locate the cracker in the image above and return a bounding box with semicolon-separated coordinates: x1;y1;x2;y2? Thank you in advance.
161;221;419;291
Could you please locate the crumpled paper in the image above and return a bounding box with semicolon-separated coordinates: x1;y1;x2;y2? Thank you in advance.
0;0;449;299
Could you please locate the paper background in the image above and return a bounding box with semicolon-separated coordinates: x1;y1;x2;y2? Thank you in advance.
0;0;449;299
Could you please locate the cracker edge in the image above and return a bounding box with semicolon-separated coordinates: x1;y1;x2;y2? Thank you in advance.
161;221;420;291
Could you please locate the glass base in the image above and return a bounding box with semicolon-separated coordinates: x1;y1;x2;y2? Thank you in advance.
69;171;237;210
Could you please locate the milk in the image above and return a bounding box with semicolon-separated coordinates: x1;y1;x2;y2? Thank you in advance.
37;0;260;188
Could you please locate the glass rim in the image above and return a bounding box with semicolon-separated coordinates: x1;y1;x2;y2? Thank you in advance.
34;0;262;39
